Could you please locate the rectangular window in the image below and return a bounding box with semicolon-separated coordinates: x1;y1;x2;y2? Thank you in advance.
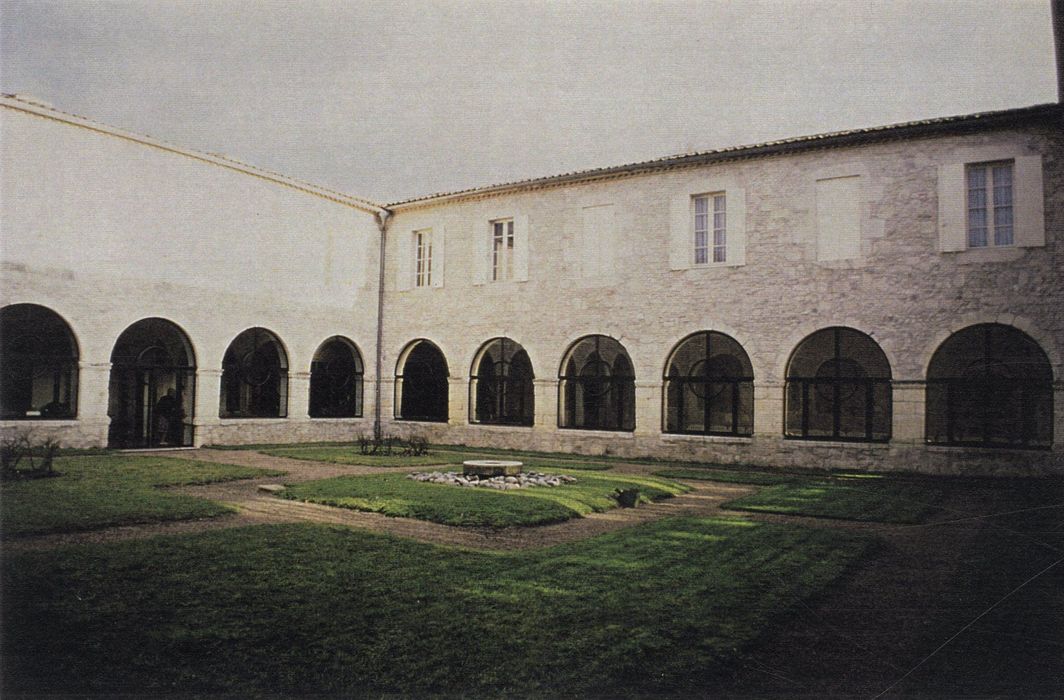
967;161;1013;248
693;193;726;264
414;229;433;287
491;219;515;281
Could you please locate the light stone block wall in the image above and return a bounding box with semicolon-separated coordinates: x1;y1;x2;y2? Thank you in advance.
1;106;381;447
382;124;1064;476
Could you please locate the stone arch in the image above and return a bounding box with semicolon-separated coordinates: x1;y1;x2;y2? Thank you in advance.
0;303;80;420
395;339;449;422
220;327;289;418
309;336;364;418
108;317;197;447
558;334;636;431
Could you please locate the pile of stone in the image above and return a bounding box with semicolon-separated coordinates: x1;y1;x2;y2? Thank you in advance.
407;470;577;490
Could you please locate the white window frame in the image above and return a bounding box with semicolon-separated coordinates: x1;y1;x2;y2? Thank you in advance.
491;218;515;282
965;160;1014;248
414;228;433;287
693;193;726;265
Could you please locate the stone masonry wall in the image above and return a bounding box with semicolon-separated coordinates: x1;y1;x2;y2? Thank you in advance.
381;122;1064;476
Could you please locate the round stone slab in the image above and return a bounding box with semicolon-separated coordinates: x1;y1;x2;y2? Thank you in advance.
462;460;523;477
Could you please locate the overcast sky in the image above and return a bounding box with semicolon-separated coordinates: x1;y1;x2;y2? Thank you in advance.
1;0;1058;203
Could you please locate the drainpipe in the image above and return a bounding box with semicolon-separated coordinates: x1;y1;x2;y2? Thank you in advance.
1054;0;1064;103
373;209;392;440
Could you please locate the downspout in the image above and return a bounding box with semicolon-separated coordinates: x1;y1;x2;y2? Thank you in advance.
373;209;392;440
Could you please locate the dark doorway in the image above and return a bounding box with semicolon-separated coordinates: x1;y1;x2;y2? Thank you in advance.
108;318;196;448
396;340;449;422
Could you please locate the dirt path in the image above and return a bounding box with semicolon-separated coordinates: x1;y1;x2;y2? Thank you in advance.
4;448;758;552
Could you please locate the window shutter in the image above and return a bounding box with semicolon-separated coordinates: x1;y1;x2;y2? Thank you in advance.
726;188;746;266
669;194;691;270
396;230;412;291
937;163;967;252
513;214;530;281
1013;155;1045;248
432;225;445;287
473;222;488;285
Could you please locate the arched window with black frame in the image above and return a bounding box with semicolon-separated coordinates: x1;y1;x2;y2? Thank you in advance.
559;335;635;431
395;339;449;422
309;336;364;418
664;331;754;436
926;324;1053;448
108;318;196;448
469;337;534;426
785;327;892;442
0;304;79;420
220;328;288;418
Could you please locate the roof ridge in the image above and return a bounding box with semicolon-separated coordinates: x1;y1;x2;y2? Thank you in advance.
1;94;388;214
387;102;1062;208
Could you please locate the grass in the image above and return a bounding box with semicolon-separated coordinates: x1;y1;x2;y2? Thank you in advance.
280;470;688;527
261;445;613;470
0;455;282;536
722;475;944;523
1;518;870;696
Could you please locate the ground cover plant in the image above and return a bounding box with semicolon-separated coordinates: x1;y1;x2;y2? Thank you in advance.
279;471;688;527
722;474;944;524
0;455;281;536
1;518;870;696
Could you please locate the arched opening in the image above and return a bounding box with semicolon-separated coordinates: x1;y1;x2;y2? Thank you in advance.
559;335;635;431
785;327;891;442
108;318;196;448
664;331;754;436
926;324;1053;448
309;337;364;418
469;337;534;426
395;340;449;422
0;304;79;420
220;328;288;418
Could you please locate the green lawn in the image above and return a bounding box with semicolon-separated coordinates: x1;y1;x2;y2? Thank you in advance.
722;476;944;523
2;518;870;696
261;445;613;470
280;471;688;527
0;455;281;536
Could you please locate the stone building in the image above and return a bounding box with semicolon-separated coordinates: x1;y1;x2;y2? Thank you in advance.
2;94;1062;475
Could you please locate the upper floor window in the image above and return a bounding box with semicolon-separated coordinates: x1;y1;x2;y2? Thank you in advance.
670;184;745;270
937;153;1042;253
491;219;515;281
693;193;726;264
966;161;1013;248
414;229;433;287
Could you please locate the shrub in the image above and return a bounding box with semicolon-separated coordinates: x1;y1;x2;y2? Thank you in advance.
1;431;61;481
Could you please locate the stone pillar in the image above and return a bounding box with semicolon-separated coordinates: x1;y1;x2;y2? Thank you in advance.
754;381;784;437
634;380;660;436
288;371;311;419
193;368;222;446
78;361;112;446
448;376;467;426
891;381;925;445
533;378;558;432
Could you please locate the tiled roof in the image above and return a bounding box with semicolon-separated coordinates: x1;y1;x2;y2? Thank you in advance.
387;102;1062;209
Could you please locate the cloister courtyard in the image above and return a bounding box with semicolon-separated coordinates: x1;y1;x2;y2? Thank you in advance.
2;441;1062;697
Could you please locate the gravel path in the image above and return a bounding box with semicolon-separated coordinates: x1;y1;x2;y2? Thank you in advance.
4;448;758;552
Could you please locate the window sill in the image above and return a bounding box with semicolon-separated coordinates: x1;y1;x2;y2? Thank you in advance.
556;428;635;438
944;246;1025;264
662;433;752;445
0;418;79;424
469;422;535;431
782;437;890;449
